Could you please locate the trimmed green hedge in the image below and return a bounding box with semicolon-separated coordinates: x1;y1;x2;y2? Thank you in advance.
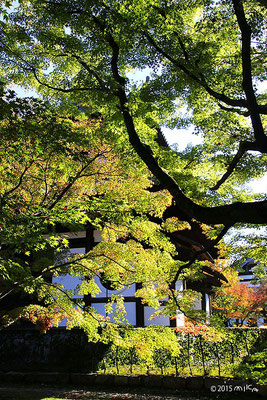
99;327;267;382
234;333;267;384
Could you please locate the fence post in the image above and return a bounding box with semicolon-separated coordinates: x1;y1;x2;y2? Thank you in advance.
199;335;207;376
244;329;250;357
115;346;119;374
230;341;235;364
130;347;134;374
174;356;178;377
187;333;193;376
215;343;221;377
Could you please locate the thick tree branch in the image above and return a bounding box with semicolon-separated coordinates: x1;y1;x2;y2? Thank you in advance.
209;1;267;190
144;4;267;191
218;103;250;116
232;0;267;149
254;105;267;115
219;103;267;116
41;2;267;115
8;1;265;225
105;30;267;224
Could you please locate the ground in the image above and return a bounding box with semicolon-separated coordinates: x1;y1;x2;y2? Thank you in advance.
0;384;261;400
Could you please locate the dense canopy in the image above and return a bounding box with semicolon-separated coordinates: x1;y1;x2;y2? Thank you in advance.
0;0;266;335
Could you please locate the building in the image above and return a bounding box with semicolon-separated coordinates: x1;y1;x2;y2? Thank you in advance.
239;258;265;286
53;220;227;328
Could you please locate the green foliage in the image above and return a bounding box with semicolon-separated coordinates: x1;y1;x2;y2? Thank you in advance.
235;349;267;385
0;89;175;335
234;335;267;384
100;328;266;381
101;326;181;373
0;0;266;342
1;0;265;209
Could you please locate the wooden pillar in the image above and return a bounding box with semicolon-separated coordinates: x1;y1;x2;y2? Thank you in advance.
84;224;96;308
135;283;144;327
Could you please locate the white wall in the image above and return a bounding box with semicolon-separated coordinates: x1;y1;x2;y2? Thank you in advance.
53;232;212;329
175;280;185;326
205;293;210;315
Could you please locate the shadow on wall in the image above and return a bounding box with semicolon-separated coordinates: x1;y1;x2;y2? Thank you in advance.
0;327;107;373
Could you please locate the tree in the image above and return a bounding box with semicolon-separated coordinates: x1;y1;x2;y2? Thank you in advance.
1;87;215;336
0;0;266;334
212;269;267;326
0;88;177;334
1;0;266;224
0;88;227;335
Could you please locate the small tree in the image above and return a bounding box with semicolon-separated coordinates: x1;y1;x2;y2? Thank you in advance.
212;273;267;326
